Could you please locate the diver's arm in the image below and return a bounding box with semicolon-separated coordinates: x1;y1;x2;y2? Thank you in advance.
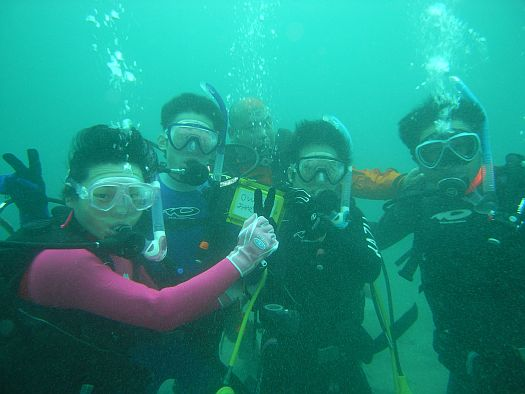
352;168;404;200
20;249;240;332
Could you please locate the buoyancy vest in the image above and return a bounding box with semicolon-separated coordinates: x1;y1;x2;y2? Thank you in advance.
0;214;160;393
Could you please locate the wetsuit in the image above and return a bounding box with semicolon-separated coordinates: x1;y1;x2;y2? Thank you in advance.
158;180;236;283
376;170;525;393
137;179;243;393
259;199;382;393
0;214;241;393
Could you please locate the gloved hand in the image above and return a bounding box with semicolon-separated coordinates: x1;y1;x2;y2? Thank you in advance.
227;213;278;277
0;149;49;225
285;188;331;239
254;187;276;227
398;167;425;194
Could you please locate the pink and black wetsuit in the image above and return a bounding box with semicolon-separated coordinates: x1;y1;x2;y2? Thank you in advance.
18;248;240;331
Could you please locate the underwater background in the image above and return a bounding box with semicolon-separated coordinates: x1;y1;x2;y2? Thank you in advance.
1;1;524;393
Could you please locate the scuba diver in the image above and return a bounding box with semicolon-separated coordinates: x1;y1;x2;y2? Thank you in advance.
375;77;525;393
154;89;266;392
257;119;382;393
228;96;405;198
0;124;278;393
228;97;283;186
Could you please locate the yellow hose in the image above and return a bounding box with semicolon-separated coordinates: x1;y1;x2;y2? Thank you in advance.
216;269;268;394
371;282;413;394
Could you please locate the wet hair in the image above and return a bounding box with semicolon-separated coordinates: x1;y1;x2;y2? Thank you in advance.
64;125;158;198
289;120;352;165
160;93;225;132
399;96;486;153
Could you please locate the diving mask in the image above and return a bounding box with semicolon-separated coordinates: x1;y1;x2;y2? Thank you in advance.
415;131;481;169
166;120;219;155
70;176;158;212
296;156;347;185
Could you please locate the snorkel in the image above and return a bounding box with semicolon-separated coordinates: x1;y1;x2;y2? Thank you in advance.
449;76;496;211
142;178;167;262
322;115;353;229
201;82;228;183
118;124;167;262
449;77;494;192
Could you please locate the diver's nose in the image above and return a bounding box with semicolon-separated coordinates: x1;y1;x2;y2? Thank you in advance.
186;140;197;152
315;171;327;183
114;194;133;215
440;147;464;168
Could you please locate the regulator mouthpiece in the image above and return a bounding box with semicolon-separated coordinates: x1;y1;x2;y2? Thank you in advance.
177;160;210;186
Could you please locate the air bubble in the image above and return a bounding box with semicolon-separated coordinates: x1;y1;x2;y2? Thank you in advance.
124;71;136;82
85;15;100;28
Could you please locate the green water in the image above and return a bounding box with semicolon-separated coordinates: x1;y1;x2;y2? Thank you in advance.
1;1;524;392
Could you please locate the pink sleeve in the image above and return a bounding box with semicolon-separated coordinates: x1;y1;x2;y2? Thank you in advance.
23;249;240;332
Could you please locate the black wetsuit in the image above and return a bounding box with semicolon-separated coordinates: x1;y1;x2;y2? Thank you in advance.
258;200;382;393
376;169;525;394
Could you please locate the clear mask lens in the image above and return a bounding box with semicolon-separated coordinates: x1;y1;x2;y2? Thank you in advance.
416;132;481;169
297;157;346;185
74;177;157;212
167;122;218;155
91;183;155;211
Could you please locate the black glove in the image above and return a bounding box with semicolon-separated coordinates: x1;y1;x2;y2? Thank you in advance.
254;187;277;227
288;188;319;236
285;188;338;239
1;149;49;225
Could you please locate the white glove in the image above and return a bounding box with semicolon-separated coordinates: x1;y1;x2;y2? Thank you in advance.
226;213;278;277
